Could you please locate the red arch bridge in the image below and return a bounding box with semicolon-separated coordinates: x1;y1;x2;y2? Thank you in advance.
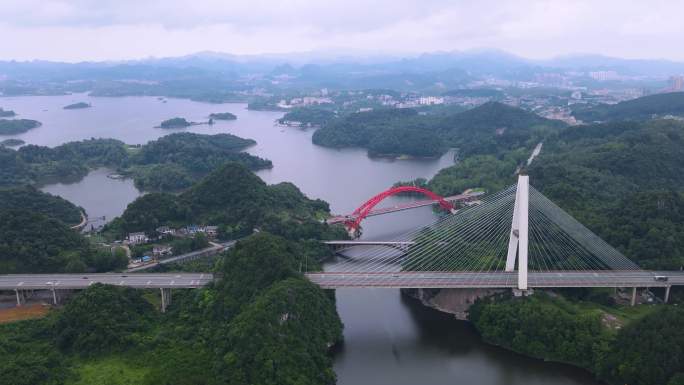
326;186;483;237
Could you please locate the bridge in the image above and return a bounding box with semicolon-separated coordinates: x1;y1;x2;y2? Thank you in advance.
326;187;483;237
1;273;213;312
309;176;684;304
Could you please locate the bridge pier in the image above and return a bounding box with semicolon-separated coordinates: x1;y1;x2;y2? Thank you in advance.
160;288;172;313
15;289;25;306
630;287;637;306
664;286;671;303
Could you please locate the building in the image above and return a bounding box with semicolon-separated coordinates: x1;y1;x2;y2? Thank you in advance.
155;226;176;236
127;232;148;245
589;71;619;81
419;96;444;105
670;75;684;91
152;245;173;257
205;226;219;237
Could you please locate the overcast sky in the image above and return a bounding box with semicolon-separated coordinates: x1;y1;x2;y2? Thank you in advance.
1;0;683;62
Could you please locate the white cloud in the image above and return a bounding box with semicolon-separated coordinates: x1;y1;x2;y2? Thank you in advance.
1;0;683;62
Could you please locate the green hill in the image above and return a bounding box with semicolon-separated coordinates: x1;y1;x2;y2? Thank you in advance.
438;101;565;156
106;162;344;241
0;186;82;225
572;92;684;122
312;102;563;158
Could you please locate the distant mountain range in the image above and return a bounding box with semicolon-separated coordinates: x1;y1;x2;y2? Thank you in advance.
2;49;683;81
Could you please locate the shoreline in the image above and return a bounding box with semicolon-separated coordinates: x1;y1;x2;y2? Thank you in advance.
402;288;605;383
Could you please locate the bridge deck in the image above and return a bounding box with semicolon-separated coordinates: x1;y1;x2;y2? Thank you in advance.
0;273;213;290
306;271;684;289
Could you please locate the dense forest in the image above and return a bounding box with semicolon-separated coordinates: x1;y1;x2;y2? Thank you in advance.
0;118;41;135
0;233;343;385
105;161;346;243
312;102;563;157
572;92;684;122
0;186;128;274
0;133;271;191
0;186;82;225
0;209;127;274
470;293;684;385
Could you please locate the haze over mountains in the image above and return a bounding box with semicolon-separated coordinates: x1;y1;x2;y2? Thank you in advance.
2;49;684;80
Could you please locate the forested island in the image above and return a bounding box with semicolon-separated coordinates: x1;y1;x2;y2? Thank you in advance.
63;102;91;110
0;107;16;117
209;112;237;120
312;102;564;158
159;117;191;128
0;132;272;191
0;138;24;146
0;119;41;135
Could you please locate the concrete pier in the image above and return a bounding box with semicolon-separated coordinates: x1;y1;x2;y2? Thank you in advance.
631;287;637;306
665;286;671;303
160;288;172;313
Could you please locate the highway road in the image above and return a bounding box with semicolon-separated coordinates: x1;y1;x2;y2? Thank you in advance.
306;270;684;289
0;273;214;290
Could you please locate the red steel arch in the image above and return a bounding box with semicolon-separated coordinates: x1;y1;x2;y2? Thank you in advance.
345;186;454;231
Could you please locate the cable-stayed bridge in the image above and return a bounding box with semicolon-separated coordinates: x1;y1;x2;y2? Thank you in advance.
308;176;684;302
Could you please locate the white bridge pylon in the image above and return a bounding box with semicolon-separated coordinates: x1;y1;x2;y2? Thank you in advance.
506;175;529;290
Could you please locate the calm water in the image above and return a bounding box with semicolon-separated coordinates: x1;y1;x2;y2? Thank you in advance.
1;94;601;385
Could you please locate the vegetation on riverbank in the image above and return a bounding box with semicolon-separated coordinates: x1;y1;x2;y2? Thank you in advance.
0;186;82;225
470;292;684;385
0;232;344;385
0;133;271;191
0;119;41;135
0;209;127;274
